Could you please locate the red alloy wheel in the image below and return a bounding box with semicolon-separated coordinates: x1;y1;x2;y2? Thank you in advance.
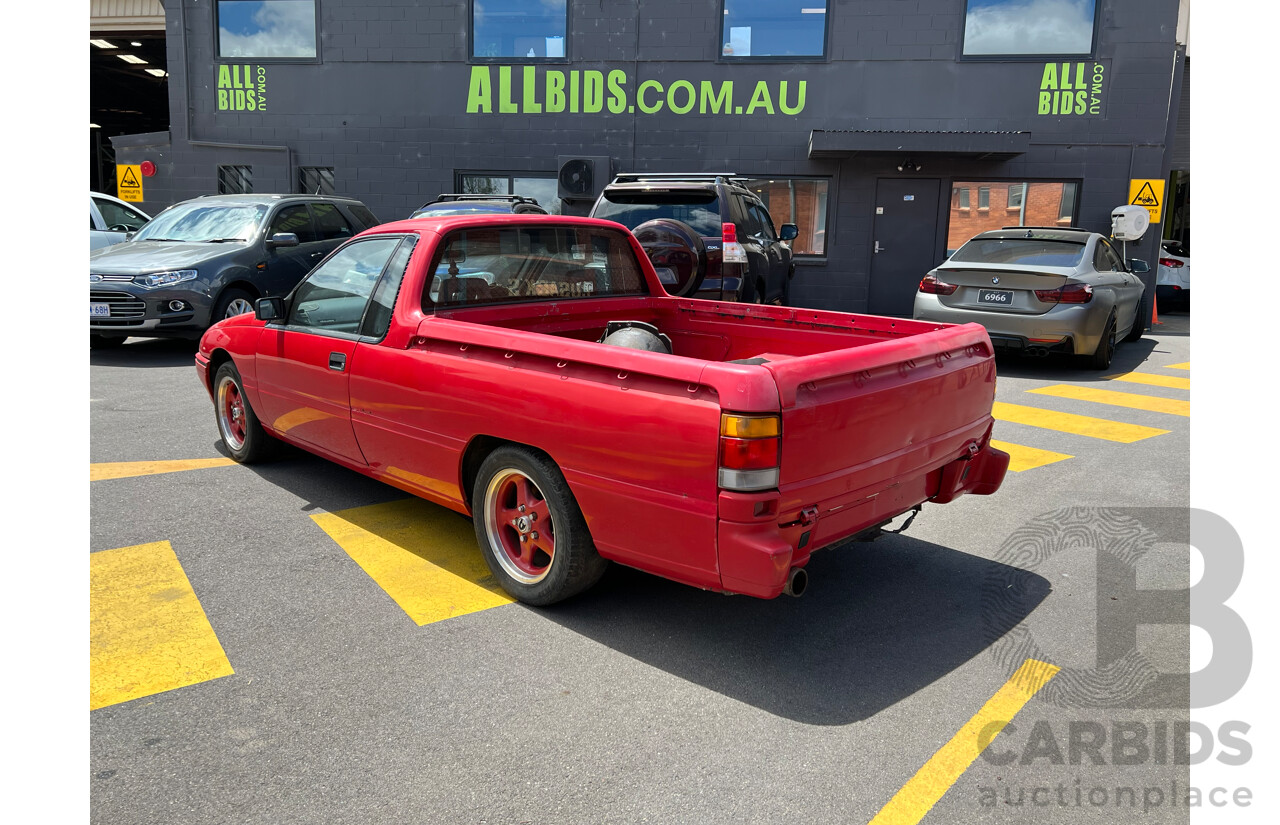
217;377;247;450
484;470;555;584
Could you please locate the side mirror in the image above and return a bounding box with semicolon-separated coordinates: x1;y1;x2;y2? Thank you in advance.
124;232;136;242
1128;259;1150;274
266;232;300;249
779;224;799;241
256;296;285;321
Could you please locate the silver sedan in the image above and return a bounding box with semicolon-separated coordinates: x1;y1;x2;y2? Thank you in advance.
913;227;1147;370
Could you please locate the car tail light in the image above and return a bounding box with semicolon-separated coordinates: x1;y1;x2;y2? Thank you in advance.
1159;257;1185;268
918;274;958;295
721;221;747;264
1035;283;1093;304
718;413;780;491
722;222;737;243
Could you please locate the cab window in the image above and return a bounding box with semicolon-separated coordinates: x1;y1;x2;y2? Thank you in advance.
288;237;401;333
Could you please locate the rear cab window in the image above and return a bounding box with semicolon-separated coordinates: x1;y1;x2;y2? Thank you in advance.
950;238;1086;267
592;190;722;237
426;224;649;310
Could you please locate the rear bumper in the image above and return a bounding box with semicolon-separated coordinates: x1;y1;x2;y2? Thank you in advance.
716;443;1010;598
914;294;1102;355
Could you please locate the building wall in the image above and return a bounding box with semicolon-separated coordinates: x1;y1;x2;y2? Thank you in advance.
115;0;1183;314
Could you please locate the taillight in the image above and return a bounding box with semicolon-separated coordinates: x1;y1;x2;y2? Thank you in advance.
721;222;737;243
1035;283;1093;304
1159;257;1185;268
918;274;958;295
721;221;747;264
718;413;780;491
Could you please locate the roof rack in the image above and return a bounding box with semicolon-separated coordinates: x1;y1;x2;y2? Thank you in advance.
430;194;541;204
999;225;1091;233
610;172;747;187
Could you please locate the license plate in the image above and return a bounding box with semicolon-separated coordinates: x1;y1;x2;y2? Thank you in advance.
90;303;111;318
978;289;1014;306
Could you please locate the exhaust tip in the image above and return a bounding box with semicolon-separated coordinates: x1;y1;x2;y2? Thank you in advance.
783;566;808;598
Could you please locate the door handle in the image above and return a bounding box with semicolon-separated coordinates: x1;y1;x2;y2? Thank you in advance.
329;352;347;371
875;240;885;253
310;251;324;258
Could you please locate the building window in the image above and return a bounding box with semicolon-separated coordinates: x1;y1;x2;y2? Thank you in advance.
721;1;827;59
962;0;1098;58
299;166;335;195
458;172;562;214
740;177;829;255
218;165;253;194
472;0;567;60
217;0;317;59
947;180;1080;251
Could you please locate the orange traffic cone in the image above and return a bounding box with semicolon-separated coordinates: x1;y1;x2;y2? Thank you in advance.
1152;296;1163;325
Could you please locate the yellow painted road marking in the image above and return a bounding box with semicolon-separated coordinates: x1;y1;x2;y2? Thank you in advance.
989;440;1072;472
1109;371;1190;390
91;541;234;710
1165;362;1190;371
311;498;513;626
90;458;236;482
992;402;1169;443
1028;384;1190;417
869;659;1060;825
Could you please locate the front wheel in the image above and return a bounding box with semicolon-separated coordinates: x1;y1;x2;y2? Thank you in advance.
214;362;272;463
214;288;256;325
473;446;607;605
1124;297;1147;342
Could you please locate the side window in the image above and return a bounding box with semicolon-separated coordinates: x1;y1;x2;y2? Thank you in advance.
90;207;99;230
312;202;354;241
750;203;778;240
347;204;380;230
94;198;149;231
1093;241;1119;272
360;236;418;339
287;238;401;332
1102;241;1125;272
269;205;317;243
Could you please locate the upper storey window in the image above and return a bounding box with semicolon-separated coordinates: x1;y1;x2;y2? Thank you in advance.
473;0;568;60
721;1;828;59
962;0;1098;58
217;1;317;59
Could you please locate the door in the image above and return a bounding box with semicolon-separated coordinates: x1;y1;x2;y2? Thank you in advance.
261;203;325;296
254;235;405;464
748;201;790;302
869;178;942;317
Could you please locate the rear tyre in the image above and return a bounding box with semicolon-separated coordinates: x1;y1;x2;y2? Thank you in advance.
1083;314;1117;370
214;361;272;463
473;446;607;606
90;334;126;350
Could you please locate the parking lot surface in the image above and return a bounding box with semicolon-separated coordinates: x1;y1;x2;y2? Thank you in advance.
91;309;1191;824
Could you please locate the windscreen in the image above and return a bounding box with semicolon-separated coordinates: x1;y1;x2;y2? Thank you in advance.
592;191;721;236
427;225;649;309
949;237;1086;267
132;202;268;243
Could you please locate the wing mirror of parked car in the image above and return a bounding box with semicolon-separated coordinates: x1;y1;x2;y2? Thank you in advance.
256;296;286;321
266;232;300;249
779;224;799;241
1128;258;1150;274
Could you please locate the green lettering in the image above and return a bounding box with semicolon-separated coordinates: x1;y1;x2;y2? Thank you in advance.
1057;90;1072;113
1060;62;1072;90
217;64;232;90
1074;62;1086;89
247;90;257;111
607;70;627;114
1038;91;1051;114
699;80;733;114
466;66;492;113
522;66;541;113
218;88;229;110
667;80;695;114
637;80;663;114
583;70;604;113
746;81;774;115
1075;90;1087;114
1040;63;1058;91
778;80;806;115
234;89;246;110
546;70;566;113
570;71;579;113
499;66;518;113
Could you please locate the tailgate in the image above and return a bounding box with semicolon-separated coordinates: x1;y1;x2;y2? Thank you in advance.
764;321;997;513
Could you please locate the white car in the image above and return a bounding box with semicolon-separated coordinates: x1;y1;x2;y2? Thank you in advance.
1156;239;1190;307
90;192;151;251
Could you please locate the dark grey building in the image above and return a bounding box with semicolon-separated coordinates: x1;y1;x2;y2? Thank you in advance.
113;0;1189;317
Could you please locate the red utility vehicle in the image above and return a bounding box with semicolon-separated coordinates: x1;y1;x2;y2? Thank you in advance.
196;215;1009;605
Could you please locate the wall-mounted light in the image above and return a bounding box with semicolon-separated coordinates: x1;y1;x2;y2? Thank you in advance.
897;158;921;173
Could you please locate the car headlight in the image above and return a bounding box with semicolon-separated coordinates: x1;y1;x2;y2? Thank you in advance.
136;269;198;289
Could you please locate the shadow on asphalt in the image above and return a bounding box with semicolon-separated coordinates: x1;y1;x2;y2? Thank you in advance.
225;443;1051;726
90;337;199;369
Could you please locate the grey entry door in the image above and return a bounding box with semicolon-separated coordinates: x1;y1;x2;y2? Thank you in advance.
868;178;942;317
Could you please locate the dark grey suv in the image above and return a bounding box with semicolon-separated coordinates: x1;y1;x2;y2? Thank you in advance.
89;194;380;347
590;173;797;304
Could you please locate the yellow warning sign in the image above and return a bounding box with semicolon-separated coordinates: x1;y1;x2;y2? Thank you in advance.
1128;178;1164;222
116;164;144;203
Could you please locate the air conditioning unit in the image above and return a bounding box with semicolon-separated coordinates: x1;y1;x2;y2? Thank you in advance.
557;155;611;201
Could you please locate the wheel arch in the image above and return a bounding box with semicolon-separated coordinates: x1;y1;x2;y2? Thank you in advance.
460;435;561;514
204;347;235;395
